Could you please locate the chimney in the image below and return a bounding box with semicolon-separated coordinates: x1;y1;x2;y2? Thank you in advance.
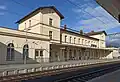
91;30;94;33
64;25;67;30
80;30;83;35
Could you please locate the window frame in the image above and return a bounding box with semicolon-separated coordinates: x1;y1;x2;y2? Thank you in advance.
85;40;87;45
82;39;84;44
6;43;14;61
74;37;76;44
49;18;53;26
49;31;53;40
60;34;62;43
88;41;90;45
35;49;44;58
70;36;72;43
65;35;67;43
35;49;39;57
78;38;80;44
23;44;29;60
29;20;31;27
40;50;43;57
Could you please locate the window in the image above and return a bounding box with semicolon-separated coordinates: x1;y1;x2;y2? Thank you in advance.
91;44;97;47
82;39;84;44
29;20;31;27
40;50;43;56
78;38;80;44
70;37;72;43
85;40;87;44
23;44;29;60
25;23;26;29
74;37;76;44
60;34;62;43
65;35;67;43
49;18;53;26
91;41;93;44
88;41;90;45
49;31;52;40
35;50;43;58
35;50;39;57
7;43;14;61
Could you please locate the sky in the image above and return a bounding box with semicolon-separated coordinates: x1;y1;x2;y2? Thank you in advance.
0;0;120;47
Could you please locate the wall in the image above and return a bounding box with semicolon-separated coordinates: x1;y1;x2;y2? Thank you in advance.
0;28;50;64
61;30;99;48
41;8;60;28
89;33;106;48
40;8;61;43
18;8;61;43
18;11;41;31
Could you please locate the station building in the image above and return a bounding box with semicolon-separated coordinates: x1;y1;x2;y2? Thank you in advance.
0;6;111;64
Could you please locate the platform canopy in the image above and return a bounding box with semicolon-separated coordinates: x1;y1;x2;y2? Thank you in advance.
96;0;120;22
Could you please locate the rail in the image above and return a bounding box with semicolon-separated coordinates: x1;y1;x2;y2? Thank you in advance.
0;59;120;82
0;62;95;77
54;62;120;82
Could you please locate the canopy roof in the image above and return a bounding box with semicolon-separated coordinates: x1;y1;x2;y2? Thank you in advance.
96;0;120;22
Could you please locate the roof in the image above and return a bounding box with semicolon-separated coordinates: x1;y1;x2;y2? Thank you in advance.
16;6;64;23
60;28;99;40
85;31;107;36
96;0;120;22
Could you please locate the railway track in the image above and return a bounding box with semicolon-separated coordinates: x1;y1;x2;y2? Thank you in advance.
54;62;120;82
0;61;120;82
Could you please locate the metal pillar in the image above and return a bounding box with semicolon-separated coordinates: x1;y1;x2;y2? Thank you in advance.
118;14;120;23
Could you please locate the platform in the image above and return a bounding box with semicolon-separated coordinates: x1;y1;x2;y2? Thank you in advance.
1;59;120;73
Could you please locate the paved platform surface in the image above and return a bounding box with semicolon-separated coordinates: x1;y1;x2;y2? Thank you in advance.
0;59;120;73
88;68;120;82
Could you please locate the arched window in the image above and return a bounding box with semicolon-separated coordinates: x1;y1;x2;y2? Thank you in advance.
7;43;14;61
23;44;29;60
